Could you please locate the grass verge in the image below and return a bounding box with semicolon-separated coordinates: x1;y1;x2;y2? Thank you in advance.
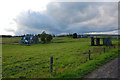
53;49;119;78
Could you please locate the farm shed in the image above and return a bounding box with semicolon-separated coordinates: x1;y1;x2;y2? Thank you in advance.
91;37;112;46
21;35;39;44
103;38;112;46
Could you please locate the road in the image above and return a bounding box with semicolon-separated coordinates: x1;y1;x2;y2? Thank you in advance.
87;55;120;78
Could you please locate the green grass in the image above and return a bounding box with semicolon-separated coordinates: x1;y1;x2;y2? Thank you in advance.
2;37;119;78
55;49;119;78
1;37;21;44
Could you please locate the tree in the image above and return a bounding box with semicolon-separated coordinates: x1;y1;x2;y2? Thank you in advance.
38;34;41;37
52;34;55;37
40;31;53;43
46;34;53;42
67;33;73;38
73;33;77;38
41;31;47;43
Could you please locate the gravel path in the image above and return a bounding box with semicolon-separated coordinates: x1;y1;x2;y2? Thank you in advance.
87;55;120;78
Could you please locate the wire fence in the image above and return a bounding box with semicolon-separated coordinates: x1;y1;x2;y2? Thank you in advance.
49;44;118;76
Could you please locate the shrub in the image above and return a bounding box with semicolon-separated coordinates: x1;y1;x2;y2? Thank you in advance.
41;31;53;43
73;33;77;38
46;35;53;42
41;31;47;43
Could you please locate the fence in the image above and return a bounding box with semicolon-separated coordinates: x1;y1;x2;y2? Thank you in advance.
49;44;117;76
16;44;117;78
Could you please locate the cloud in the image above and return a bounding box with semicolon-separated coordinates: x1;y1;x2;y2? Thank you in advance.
14;10;60;34
87;30;120;35
14;2;118;35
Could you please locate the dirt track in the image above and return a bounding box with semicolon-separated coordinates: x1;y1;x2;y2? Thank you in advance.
87;55;120;78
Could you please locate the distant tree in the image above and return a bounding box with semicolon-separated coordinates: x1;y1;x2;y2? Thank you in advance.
26;34;29;36
73;33;77;38
41;31;47;43
23;34;25;37
52;34;55;37
40;31;53;43
2;35;12;37
46;34;53;42
67;33;73;38
38;34;41;37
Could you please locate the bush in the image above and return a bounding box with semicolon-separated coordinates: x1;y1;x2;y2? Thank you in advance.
46;35;53;42
41;31;47;43
41;31;53;43
53;34;55;37
73;33;77;38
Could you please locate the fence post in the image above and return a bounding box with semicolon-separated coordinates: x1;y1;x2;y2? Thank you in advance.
104;48;105;53
50;56;53;74
89;50;91;60
91;37;95;46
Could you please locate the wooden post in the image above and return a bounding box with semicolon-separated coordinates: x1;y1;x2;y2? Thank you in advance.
50;56;53;74
89;50;91;60
91;37;94;46
104;48;105;53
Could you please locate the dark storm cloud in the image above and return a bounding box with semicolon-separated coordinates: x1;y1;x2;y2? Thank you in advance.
14;2;118;35
14;10;61;34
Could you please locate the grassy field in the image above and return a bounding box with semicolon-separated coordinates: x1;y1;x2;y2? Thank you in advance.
2;37;119;78
1;37;21;44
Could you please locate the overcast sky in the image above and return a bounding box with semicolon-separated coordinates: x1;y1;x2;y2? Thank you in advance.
0;0;119;35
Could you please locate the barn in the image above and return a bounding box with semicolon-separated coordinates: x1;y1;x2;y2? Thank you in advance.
91;37;112;46
21;35;39;44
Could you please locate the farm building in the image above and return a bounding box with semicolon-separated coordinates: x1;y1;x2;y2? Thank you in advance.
91;37;112;46
21;35;39;44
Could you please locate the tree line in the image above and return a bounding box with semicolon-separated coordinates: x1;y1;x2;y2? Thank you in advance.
1;32;78;43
